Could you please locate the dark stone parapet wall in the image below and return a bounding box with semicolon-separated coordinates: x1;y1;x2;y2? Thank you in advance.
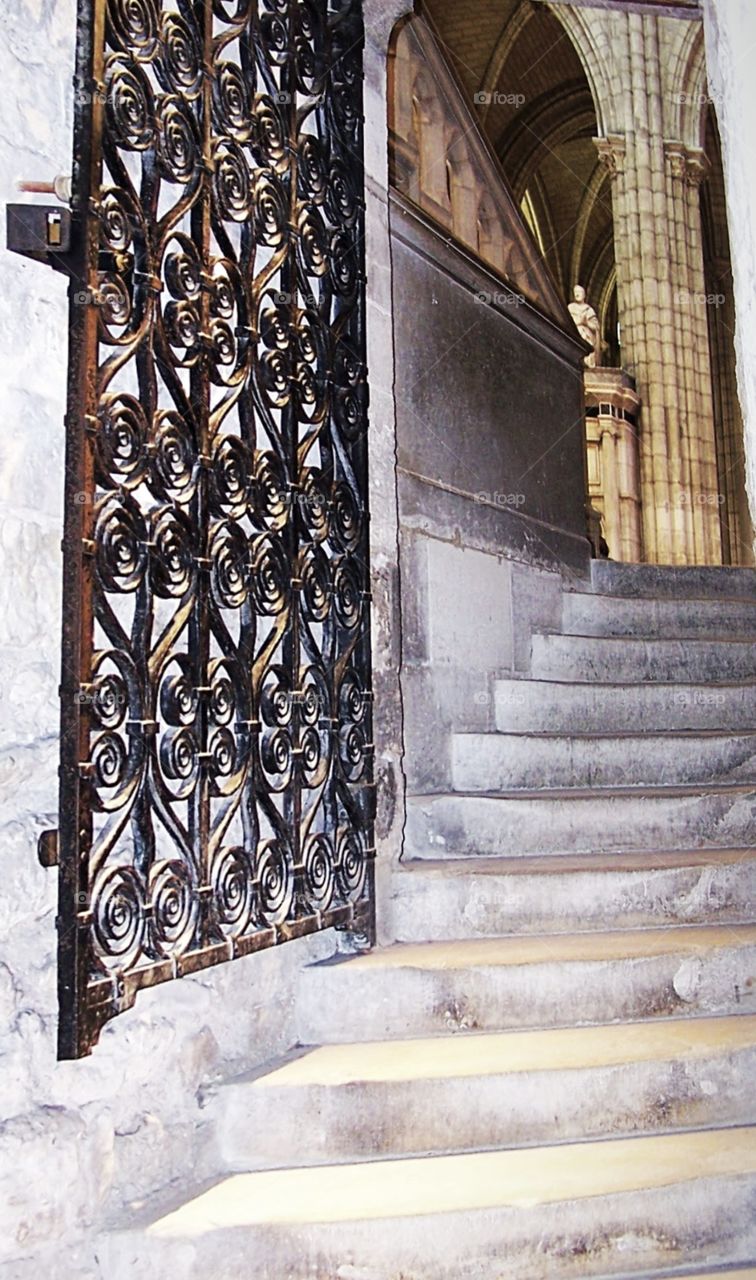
390;194;592;577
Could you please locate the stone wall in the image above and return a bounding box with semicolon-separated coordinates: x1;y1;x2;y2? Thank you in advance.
390;172;591;797
2;0;754;1271
703;0;756;551
0;0;407;1273
392;202;590;554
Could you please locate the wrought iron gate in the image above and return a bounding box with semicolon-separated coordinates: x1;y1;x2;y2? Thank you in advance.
50;0;373;1058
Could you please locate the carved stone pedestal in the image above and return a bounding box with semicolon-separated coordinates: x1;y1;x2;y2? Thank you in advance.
585;369;642;563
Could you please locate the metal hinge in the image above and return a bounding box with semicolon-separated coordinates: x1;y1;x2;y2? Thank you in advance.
7;176;73;270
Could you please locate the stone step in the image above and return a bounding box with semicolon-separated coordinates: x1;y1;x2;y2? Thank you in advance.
531;633;756;683
452;730;756;791
658;1271;756;1279
297;926;756;1042
563;591;756;639
215;1015;756;1170
591;561;756;600
388;852;756;942
104;1127;756;1279
494;677;756;733
406;787;756;859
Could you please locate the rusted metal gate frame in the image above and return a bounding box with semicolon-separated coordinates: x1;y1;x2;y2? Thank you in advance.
53;0;374;1058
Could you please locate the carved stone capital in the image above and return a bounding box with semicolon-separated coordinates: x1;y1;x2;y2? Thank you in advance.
665;142;710;186
594;134;626;180
665;143;687;180
685;149;710;187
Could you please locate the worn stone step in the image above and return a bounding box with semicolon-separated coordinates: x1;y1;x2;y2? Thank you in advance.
406;787;756;859
103;1127;756;1280
591;561;756;600
452;730;756;791
531;633;756;683
563;591;756;640
296;926;756;1043
215;1016;756;1169
494;677;756;733
388;852;756;942
650;1271;756;1279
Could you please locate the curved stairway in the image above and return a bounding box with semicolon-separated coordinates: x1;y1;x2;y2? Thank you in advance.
105;563;756;1279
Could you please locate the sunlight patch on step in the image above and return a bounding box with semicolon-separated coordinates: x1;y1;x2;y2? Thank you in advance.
251;1014;756;1088
148;1127;756;1234
338;925;756;970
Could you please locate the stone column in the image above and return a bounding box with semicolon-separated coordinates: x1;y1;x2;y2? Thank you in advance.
666;145;722;563
594;15;722;565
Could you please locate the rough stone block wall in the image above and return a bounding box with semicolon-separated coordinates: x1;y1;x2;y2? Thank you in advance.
0;0;409;1266
0;3;366;1273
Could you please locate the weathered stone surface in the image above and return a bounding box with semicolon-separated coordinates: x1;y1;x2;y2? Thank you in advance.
452;728;756;791
0;1107;112;1261
511;561;563;670
391;203;588;543
592;561;756;598
407;786;756;858
296;928;756;1043
562;589;756;638
1;2;755;1277
388;853;756;941
495;675;756;733
531;631;756;682
0;0;409;1272
215;1017;756;1168
703;0;756;541
101;1137;756;1280
425;538;513;668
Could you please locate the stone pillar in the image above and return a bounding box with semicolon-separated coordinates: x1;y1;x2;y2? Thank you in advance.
594;16;722;565
666;145;723;564
584;369;642;563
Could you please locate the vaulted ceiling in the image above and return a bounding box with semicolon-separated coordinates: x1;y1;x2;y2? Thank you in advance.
422;0;618;353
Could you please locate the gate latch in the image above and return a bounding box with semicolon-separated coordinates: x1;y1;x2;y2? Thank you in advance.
7;176;73;270
38;829;59;869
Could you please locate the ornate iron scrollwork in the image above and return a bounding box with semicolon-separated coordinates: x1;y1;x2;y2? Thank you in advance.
56;0;373;1057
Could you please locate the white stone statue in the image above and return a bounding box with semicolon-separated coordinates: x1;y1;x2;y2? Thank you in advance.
568;285;603;368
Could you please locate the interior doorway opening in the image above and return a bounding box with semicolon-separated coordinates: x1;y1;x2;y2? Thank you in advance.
396;0;753;566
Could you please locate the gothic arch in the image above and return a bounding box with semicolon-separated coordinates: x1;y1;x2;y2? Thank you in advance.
387;11;568;322
584;223;616;311
570;161;612;292
544;2;614;136
597;263;618;346
522;170;564;295
477;0;537;126
496;81;600;200
670;21;709;149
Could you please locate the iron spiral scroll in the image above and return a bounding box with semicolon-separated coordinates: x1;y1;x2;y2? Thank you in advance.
58;0;373;1057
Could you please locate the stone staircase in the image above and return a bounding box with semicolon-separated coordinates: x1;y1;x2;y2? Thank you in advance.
105;563;756;1279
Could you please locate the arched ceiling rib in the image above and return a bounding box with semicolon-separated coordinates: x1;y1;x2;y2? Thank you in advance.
424;0;617;340
570;162;612;292
478;0;537;124
496;81;599;199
